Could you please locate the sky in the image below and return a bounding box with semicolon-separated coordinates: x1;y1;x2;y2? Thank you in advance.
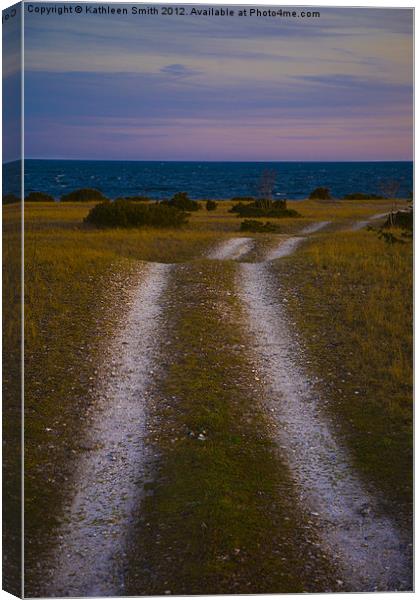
19;3;414;162
3;2;22;163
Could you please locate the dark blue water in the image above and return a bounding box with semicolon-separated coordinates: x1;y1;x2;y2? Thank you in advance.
4;159;413;200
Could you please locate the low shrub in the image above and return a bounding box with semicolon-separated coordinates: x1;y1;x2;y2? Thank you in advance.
229;201;248;214
61;188;108;202
309;187;331;200
255;198;287;209
384;210;413;231
206;200;217;211
343;192;383;200
3;194;20;204
240;219;281;233
25;191;55;202
163;192;200;212
84;199;188;229
230;198;300;218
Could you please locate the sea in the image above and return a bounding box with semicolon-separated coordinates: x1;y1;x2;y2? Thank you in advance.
3;159;413;200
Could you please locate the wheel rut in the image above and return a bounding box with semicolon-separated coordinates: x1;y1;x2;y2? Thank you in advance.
45;262;171;597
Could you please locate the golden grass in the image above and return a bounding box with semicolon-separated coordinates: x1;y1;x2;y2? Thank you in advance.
288;198;407;220
23;197;406;238
2;203;22;595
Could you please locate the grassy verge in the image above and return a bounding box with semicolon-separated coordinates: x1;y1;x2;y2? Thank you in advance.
24;252;142;593
271;229;412;524
3;204;22;595
125;260;335;594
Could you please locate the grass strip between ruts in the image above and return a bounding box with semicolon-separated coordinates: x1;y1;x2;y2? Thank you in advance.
125;260;336;594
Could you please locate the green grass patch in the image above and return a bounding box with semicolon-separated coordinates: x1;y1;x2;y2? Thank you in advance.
240;219;282;233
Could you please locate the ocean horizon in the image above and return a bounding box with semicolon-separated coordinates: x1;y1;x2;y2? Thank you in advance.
4;159;413;200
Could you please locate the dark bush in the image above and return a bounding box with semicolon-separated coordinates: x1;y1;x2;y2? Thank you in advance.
163;192;200;212
84;200;188;229
25;191;54;202
383;210;413;231
255;198;287;210
343;192;383;200
230;198;300;218
309;187;331;200
3;194;20;204
206;200;217;211
61;188;107;202
229;202;247;214
240;219;281;233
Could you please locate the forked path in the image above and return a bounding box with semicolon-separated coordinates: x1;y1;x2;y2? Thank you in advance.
43;218;410;595
265;221;330;260
351;212;389;231
237;235;412;591
207;223;330;262
47;262;171;597
207;236;254;260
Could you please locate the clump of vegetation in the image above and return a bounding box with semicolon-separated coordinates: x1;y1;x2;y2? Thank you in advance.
3;194;20;204
309;187;331;200
84;199;188;229
229;201;250;213
205;200;217;211
230;198;300;218
384;209;413;231
25;191;55;202
163;192;200;212
61;188;108;202
240;219;281;233
372;209;413;245
343;192;383;200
